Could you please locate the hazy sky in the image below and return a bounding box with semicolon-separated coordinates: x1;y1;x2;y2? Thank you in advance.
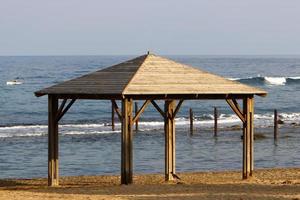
1;0;299;55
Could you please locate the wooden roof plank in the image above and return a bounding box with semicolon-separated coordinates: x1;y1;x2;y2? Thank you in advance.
35;53;267;98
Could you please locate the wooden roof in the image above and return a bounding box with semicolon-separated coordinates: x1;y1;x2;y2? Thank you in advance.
35;53;267;99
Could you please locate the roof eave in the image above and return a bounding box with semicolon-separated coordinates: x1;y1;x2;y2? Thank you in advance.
35;91;45;97
256;92;268;97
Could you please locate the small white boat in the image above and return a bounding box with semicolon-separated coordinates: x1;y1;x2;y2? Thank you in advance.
6;80;23;85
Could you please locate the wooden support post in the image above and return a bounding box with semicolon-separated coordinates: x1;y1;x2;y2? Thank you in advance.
214;107;218;137
121;98;133;184
135;102;138;131
189;108;193;135
242;97;254;179
48;95;59;186
111;101;115;131
274;109;278;140
250;99;254;176
164;100;176;181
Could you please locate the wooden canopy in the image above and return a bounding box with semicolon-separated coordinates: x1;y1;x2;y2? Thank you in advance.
35;53;267;187
35;53;266;99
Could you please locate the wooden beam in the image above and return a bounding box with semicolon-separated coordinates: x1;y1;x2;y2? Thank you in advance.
111;102;115;131
56;99;67;120
151;100;166;118
38;92;260;100
56;99;76;122
226;99;245;123
214;107;218;137
232;99;242;114
111;100;122;121
164;100;176;181
121;98;133;184
274;109;278;140
242;97;254;179
48;95;59;186
242;98;248;179
189;108;193;135
172;100;184;119
250;98;254;176
135;102;138;131
132;100;150;124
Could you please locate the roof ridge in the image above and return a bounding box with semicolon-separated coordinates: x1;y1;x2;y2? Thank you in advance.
121;54;150;97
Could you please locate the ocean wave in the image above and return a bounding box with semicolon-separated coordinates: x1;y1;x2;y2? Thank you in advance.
0;112;299;138
228;76;300;85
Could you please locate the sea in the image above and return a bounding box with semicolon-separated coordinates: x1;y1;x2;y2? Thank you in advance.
0;55;299;179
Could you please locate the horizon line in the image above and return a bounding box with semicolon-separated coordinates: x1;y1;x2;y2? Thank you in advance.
1;53;300;57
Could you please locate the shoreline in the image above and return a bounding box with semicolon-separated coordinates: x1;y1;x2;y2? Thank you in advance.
1;168;299;200
0;121;299;138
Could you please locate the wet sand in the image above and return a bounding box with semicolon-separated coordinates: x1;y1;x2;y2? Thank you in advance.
0;168;299;200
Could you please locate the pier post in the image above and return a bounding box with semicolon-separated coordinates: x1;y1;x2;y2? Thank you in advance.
121;98;133;184
189;108;193;135
48;95;59;186
274;109;278;140
135;102;139;131
164;100;176;181
111;101;115;131
214;107;218;137
242;97;254;179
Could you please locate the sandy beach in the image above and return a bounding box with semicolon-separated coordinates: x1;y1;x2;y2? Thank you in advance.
0;168;299;200
1;0;300;199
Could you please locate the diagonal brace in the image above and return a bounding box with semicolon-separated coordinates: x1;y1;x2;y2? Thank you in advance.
171;100;184;119
56;99;67;119
151;100;166;119
226;99;245;123
132;100;150;124
56;99;76;122
111;100;122;121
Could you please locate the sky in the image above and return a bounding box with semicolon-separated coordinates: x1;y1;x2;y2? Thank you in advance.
0;0;300;55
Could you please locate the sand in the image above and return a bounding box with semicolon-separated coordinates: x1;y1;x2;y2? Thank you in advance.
0;168;299;200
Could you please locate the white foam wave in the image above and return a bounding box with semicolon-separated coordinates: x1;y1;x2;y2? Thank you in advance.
264;77;286;85
228;77;241;81
288;76;300;80
63;130;120;135
60;123;106;128
0;125;47;130
0;112;299;138
278;112;300;121
0;132;45;138
227;76;256;81
227;76;300;85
